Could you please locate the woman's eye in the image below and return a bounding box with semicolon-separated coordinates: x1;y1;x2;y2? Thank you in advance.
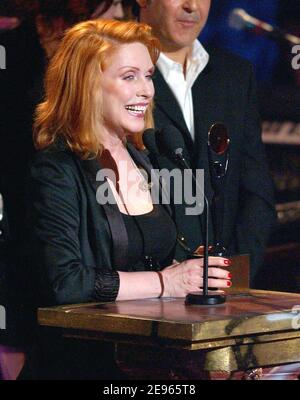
146;74;153;81
123;75;135;80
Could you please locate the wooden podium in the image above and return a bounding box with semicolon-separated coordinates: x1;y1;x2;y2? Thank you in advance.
37;256;300;379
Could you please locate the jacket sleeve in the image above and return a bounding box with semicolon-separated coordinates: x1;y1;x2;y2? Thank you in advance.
29;152;119;305
235;66;277;285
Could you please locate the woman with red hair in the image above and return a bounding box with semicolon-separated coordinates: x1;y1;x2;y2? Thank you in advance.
30;19;231;309
25;19;231;378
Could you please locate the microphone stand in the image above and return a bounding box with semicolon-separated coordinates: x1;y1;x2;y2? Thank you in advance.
173;149;226;306
229;9;300;46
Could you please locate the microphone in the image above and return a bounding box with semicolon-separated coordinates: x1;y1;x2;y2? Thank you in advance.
229;8;300;46
143;126;226;305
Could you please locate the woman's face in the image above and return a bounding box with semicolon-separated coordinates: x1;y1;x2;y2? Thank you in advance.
100;42;155;138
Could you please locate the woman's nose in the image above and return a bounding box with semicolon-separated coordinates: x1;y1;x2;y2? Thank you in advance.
137;78;154;99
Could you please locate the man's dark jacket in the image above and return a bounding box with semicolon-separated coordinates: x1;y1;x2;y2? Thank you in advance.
151;47;277;285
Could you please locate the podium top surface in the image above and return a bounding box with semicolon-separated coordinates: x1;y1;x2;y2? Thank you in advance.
38;290;300;345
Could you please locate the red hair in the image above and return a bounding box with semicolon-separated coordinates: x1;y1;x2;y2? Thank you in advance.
34;19;160;158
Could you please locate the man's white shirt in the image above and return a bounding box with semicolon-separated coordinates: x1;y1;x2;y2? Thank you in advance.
156;40;209;140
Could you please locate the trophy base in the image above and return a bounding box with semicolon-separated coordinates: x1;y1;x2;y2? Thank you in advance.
185;292;226;306
192;244;228;258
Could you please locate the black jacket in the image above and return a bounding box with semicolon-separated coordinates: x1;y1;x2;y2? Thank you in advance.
26;141;173;307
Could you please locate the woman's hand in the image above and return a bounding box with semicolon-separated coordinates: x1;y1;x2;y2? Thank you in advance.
161;257;231;298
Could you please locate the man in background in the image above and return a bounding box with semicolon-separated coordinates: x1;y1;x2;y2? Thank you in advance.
135;0;276;287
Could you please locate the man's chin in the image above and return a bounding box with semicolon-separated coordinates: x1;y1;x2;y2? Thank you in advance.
166;36;199;51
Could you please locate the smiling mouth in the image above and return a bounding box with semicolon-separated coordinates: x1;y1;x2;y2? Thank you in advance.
177;19;198;27
125;105;147;117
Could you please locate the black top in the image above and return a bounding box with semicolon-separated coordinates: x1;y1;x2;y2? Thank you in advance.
121;204;177;271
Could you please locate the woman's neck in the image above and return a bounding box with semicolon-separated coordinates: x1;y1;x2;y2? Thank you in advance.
101;132;127;158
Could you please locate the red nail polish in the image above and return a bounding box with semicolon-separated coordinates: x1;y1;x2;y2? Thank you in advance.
224;259;231;266
227;281;232;287
228;273;232;279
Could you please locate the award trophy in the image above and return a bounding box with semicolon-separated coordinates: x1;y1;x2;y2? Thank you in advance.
207;123;230;257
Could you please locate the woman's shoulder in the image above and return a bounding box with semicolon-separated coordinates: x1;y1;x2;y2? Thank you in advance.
33;140;76;168
31;141;80;183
